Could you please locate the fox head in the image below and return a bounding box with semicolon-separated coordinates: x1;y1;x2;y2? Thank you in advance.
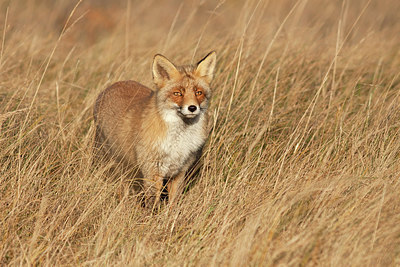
152;51;216;122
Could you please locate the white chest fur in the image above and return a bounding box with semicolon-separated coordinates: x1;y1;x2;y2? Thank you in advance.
156;110;206;177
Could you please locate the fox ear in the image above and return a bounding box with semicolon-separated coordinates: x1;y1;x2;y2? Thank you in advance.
195;51;217;84
152;54;180;88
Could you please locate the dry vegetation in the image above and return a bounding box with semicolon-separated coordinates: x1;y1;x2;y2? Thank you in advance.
1;0;400;265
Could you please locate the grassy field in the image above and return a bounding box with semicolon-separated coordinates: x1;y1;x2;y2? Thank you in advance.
1;0;400;265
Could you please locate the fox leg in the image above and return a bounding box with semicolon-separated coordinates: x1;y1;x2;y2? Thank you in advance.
144;174;164;210
167;171;185;205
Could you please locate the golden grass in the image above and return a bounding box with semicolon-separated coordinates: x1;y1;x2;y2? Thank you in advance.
1;0;400;265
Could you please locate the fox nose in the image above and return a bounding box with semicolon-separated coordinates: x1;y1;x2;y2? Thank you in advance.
188;105;197;112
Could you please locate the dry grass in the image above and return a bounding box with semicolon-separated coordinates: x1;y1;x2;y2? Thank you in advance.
1;0;400;265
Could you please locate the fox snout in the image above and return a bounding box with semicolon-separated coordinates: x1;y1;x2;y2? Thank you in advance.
180;104;200;118
188;105;197;112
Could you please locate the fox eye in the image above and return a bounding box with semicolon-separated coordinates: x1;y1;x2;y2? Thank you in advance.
173;92;182;96
195;91;203;96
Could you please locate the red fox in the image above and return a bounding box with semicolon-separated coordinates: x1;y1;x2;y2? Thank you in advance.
94;52;216;208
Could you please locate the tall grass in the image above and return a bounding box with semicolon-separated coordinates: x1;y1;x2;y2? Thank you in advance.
1;0;399;265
